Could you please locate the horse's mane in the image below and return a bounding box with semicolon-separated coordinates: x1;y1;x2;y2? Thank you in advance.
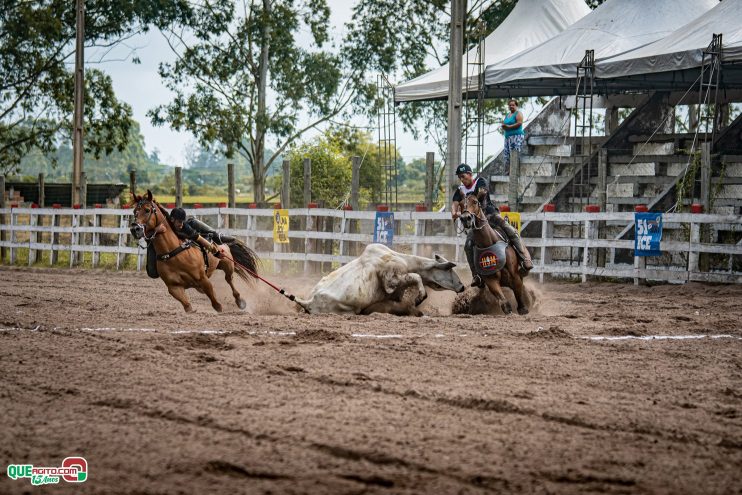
153;200;176;231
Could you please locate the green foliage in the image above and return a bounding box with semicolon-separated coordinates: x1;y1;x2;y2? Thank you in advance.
285;136;351;208
17;120;169;184
326;127;386;205
0;0;191;175
150;0;349;203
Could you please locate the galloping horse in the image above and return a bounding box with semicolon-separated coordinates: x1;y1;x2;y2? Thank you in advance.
130;190;259;312
460;194;529;315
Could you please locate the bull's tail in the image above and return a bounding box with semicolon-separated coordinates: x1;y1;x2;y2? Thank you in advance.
227;239;260;284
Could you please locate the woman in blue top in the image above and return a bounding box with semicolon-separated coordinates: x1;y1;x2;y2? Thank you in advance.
502;99;525;165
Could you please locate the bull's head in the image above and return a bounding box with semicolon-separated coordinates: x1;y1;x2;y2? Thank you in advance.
421;254;465;293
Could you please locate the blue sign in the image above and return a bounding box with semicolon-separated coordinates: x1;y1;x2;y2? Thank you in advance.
635;212;663;257
373;211;394;246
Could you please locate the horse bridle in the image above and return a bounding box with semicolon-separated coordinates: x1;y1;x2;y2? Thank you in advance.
464;196;488;231
133;200;163;242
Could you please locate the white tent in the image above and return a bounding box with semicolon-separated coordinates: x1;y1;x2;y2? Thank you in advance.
597;0;742;79
484;0;718;87
393;0;590;102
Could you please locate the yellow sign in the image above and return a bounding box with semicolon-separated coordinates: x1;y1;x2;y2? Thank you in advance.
501;212;521;233
272;209;289;243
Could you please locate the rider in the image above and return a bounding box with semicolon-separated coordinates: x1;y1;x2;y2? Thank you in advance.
169;207;232;255
450;163;533;287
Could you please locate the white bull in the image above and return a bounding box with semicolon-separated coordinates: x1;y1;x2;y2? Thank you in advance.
295;243;465;316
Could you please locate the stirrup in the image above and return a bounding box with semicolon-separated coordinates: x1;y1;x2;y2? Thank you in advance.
470;274;485;288
520;260;533;271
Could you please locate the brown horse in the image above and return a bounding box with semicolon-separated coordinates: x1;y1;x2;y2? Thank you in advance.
460;194;529;315
130;190;259;313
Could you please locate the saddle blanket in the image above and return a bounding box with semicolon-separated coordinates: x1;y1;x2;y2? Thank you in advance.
473;241;507;276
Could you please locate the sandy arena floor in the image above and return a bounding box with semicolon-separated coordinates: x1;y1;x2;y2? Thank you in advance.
0;265;741;494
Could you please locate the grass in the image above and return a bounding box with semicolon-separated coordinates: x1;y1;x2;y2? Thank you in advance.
1;247;141;271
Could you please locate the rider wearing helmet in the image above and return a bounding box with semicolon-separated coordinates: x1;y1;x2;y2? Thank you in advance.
450;163;533;287
169;207;233;255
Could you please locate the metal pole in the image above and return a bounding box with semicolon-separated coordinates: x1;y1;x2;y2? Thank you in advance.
281;160;290;208
175;167;183;208
350;156;361;211
446;0;466;208
72;0;85;206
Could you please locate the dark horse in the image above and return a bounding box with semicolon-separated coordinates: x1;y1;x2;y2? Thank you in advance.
459;194;529;315
130;190;259;312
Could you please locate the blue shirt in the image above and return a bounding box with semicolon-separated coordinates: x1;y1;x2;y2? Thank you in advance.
504;111;524;138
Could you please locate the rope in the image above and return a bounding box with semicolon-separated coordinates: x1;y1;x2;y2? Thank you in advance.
218;252;308;313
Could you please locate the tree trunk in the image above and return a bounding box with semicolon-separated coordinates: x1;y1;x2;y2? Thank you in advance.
252;0;271;204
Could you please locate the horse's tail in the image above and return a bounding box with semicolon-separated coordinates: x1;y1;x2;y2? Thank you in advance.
227;239;260;284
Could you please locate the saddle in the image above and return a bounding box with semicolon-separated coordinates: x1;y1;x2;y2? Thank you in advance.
145;240;209;279
473;241;508;276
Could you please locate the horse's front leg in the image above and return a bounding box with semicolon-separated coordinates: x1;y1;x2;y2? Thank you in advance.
168;285;194;313
198;277;223;313
509;270;529;315
484;276;512;315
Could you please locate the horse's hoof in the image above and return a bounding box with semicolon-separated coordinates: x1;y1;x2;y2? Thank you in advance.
518;307;529;315
501;303;512;315
238;299;247;310
185;306;195;313
213;304;223;313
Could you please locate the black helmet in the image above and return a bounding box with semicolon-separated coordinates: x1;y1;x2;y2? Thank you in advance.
170;207;187;221
456;163;473;176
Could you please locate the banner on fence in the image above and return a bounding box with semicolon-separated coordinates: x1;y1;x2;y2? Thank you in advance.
501;212;521;233
635;212;662;256
373;211;394;246
273;209;289;244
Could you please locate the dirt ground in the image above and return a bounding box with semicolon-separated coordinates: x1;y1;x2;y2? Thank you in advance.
0;265;741;494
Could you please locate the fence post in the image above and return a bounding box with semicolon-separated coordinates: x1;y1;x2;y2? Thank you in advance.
129;169;137;197
70;210;78;267
688;221;700;275
303;158;314;273
80;171;87;208
9;208;16;264
508;150;520;211
38;173;45;207
227;162;236;228
29;208;38;265
350;156;361;255
50;209;60;266
0;175;5;262
116;214;127;270
597;149;607;267
175;167;183;208
92;208;101;267
540;216;553;284
699;143;711;272
281;159;291;209
582;218;591;283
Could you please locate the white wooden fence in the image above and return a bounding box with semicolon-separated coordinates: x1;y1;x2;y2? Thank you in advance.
0;206;740;284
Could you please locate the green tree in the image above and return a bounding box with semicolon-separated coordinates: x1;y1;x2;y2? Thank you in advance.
326;127;387;205
0;0;191;175
285;136;351;208
150;0;353;203
17;119;170;186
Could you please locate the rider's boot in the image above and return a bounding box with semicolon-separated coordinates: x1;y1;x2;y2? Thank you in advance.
465;237;485;288
499;219;533;273
196;235;219;254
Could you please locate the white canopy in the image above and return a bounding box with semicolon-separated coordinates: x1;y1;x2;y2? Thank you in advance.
393;0;590;102
597;0;742;79
484;0;718;87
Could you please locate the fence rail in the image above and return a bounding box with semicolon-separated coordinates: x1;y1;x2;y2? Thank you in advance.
0;207;740;284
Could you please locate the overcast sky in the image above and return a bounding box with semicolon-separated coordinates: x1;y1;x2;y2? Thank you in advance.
93;0;504;168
